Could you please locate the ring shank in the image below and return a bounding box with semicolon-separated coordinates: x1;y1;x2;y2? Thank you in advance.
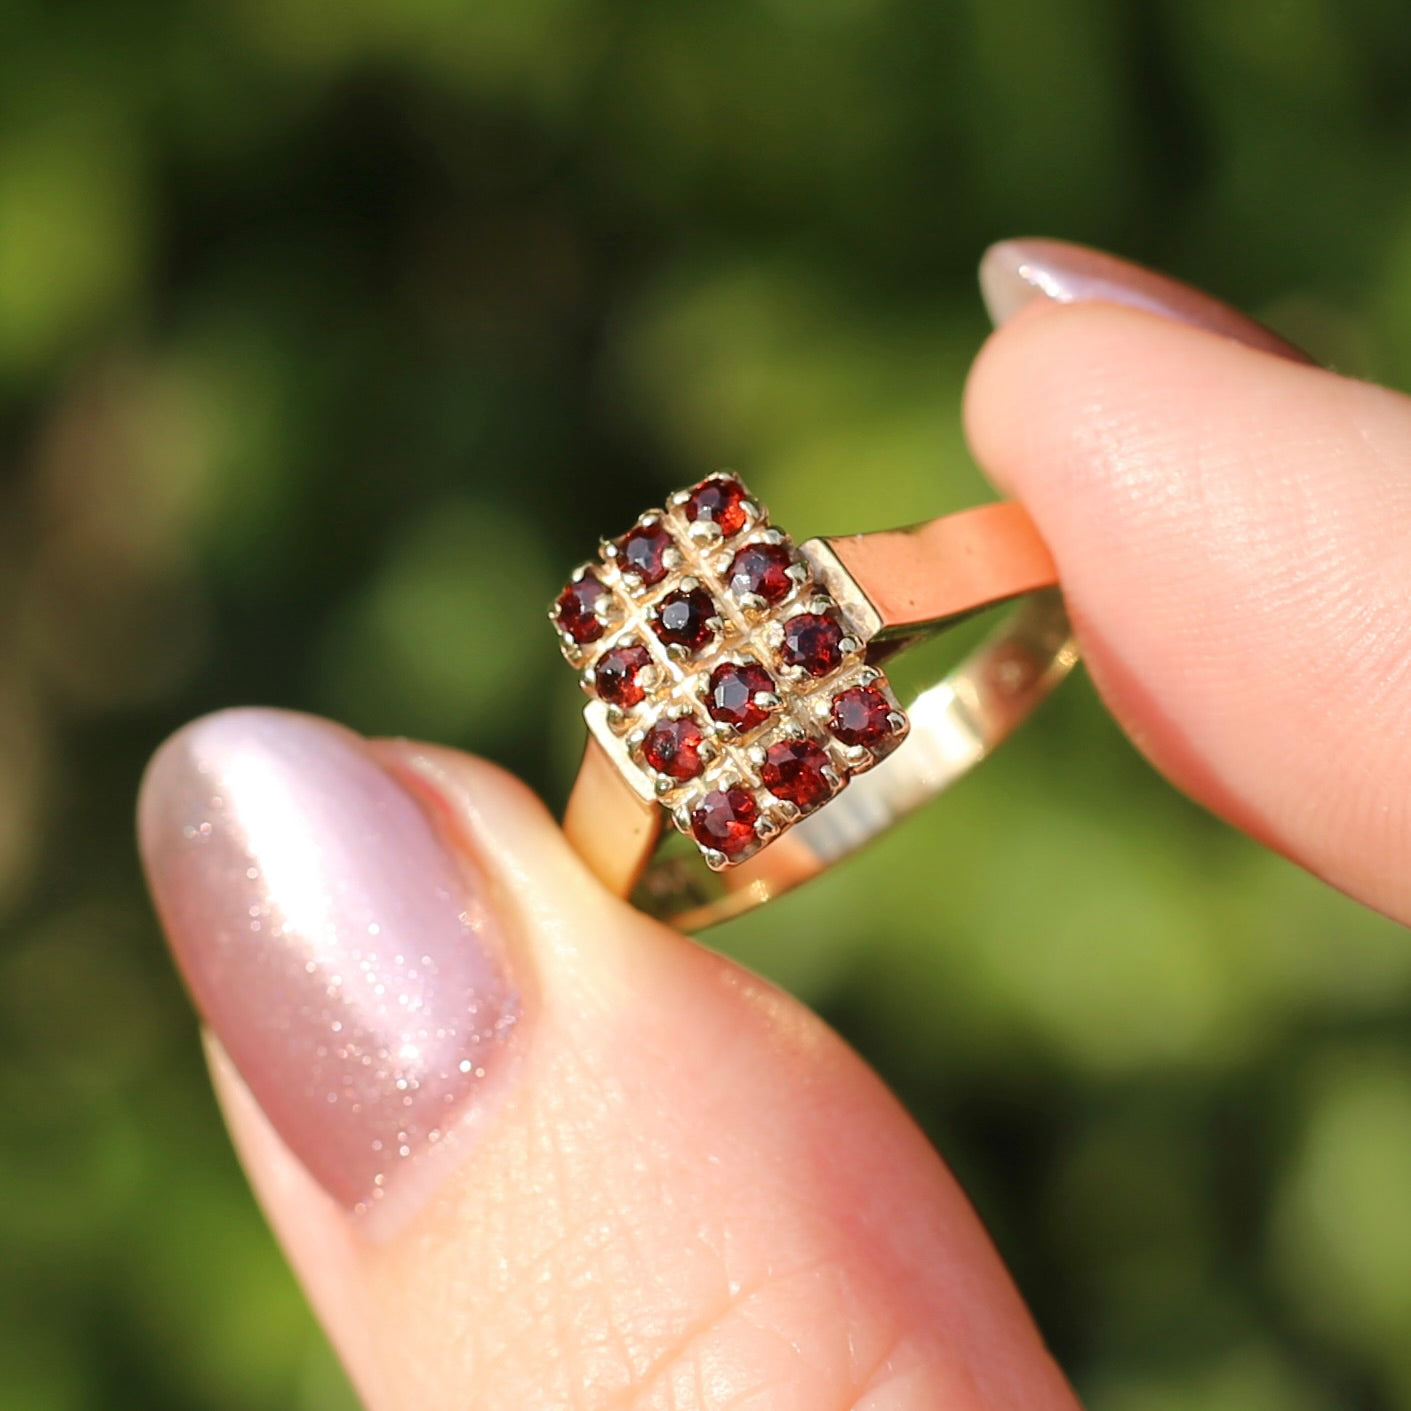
562;503;1076;930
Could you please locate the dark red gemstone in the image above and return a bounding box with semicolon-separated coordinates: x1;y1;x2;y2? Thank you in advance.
653;587;717;652
829;685;895;747
594;643;653;707
728;542;794;605
642;717;706;781
618;523;673;586
685;475;749;538
555;572;609;644
780;612;845;677
761;739;834;810
706;660;776;731
690;787;759;859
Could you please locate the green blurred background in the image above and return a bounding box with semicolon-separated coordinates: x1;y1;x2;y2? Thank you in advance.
4;0;1411;1407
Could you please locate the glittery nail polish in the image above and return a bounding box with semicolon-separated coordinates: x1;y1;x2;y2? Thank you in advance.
138;708;519;1214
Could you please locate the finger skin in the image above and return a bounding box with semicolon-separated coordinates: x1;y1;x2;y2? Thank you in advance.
210;743;1078;1411
965;300;1411;924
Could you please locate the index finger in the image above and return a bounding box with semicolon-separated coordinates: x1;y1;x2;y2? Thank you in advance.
967;241;1411;925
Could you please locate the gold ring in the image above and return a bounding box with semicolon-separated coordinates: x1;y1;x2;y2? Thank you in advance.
551;474;1076;930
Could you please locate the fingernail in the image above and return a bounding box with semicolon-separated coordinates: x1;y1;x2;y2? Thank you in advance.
979;237;1315;363
138;707;520;1217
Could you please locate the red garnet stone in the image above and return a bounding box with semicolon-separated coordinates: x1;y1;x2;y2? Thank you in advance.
617;522;673;587
594;643;653;708
642;717;706;781
728;542;794;605
780;612;845;677
556;572;609;644
685;475;749;538
691;787;759;859
761;739;833;810
706;660;776;731
653;586;717;652
829;685;895;747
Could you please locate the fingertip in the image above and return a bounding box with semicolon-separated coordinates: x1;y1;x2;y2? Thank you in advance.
198;730;1078;1410
964;298;1411;922
977;237;1316;362
370;738;625;932
138;708;527;1220
965;298;1340;546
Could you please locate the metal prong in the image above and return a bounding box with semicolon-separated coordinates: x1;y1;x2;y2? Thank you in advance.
773;801;801;824
821;766;844;791
654;776;675;797
785;563;809;585
688;520;723;546
754;691;780;711
839;635;862;655
886;711;908;733
701;847;730;872
747;745;767;767
737;592;768;614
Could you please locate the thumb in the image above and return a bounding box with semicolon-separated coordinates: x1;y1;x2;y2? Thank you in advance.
138;708;1077;1411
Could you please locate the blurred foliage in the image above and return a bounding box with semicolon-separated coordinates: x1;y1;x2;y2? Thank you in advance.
3;0;1411;1408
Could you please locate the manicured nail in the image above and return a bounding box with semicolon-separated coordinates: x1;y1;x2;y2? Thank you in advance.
979;237;1314;363
138;708;519;1216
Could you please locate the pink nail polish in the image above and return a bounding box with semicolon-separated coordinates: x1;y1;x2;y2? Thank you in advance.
979;237;1314;364
138;708;519;1215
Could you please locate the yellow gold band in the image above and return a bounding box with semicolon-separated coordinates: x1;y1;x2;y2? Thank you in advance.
559;498;1076;930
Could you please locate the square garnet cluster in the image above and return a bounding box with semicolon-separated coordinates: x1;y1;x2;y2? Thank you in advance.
551;473;909;869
